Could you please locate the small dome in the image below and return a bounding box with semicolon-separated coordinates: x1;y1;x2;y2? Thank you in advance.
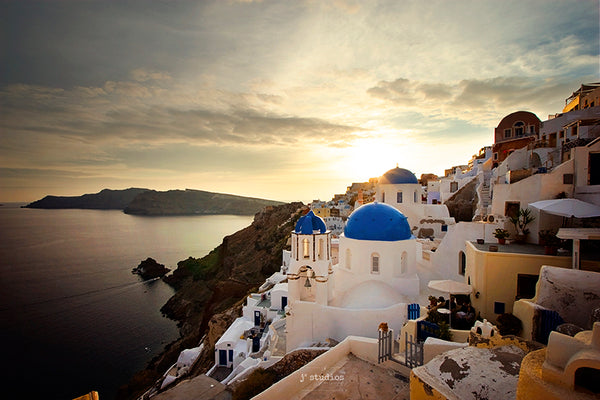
379;167;418;185
344;202;412;241
295;210;327;234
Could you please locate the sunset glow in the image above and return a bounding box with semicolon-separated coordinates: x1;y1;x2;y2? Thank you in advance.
1;0;598;203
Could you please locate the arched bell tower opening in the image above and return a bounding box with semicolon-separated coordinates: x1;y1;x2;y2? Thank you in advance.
288;210;332;306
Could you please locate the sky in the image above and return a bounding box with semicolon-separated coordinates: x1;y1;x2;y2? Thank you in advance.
1;0;598;203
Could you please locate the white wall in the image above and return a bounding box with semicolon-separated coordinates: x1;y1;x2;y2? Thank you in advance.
286;301;409;352
429;221;501;280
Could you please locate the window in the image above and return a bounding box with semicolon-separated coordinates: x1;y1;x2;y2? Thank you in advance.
514;121;524;137
414;191;418;203
441;224;448;232
371;254;380;274
563;174;574;184
318;238;324;260
382;192;385;203
345;249;352;270
397;191;403;203
516;274;538;300
401;251;407;274
303;238;310;259
574;367;600;393
493;152;498;160
590;153;600;185
458;251;466;276
504;129;511;139
505;201;520;219
450;182;458;192
494;302;505;314
530;126;535;134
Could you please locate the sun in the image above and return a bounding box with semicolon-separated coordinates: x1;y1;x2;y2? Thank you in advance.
334;130;419;181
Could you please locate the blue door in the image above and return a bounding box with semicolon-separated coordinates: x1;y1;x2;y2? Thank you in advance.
219;349;227;366
281;296;287;310
254;310;261;326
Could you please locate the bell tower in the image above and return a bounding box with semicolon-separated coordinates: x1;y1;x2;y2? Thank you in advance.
287;210;332;306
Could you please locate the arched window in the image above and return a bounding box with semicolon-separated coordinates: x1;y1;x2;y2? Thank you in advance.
397;191;403;203
401;251;407;274
459;251;466;276
371;253;380;274
318;238;324;260
575;367;600;393
414;191;418;203
303;238;310;259
345;249;351;270
514;121;525;137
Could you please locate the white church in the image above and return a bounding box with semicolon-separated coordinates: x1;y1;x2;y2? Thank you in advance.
285;201;422;350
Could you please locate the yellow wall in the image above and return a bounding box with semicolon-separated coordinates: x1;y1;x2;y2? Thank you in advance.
465;242;573;321
563;96;579;113
410;371;449;400
312;207;331;218
516;348;595;400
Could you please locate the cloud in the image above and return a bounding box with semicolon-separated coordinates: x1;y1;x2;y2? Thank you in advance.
0;74;366;176
367;75;590;127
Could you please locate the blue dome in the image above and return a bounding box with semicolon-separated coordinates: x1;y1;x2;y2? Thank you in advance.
379;167;418;185
344;202;412;241
295;210;327;234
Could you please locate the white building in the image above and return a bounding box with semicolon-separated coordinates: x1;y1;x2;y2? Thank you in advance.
285;205;421;351
375;167;456;238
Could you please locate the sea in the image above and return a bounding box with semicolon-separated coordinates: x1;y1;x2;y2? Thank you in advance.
0;204;253;400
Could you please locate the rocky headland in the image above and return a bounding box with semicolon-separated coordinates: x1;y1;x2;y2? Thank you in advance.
123;189;284;216
24;188;283;216
24;188;149;210
116;202;306;399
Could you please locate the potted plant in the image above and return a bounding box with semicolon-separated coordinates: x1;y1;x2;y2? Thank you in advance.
539;229;561;255
493;228;510;244
510;208;535;243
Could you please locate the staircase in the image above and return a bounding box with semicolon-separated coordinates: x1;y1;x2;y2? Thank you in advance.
477;171;493;216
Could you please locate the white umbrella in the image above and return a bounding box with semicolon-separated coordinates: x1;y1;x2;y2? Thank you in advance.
428;280;472;329
428;279;472;295
529;199;600;218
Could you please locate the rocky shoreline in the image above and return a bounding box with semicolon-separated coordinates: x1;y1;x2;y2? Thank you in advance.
116;202;306;399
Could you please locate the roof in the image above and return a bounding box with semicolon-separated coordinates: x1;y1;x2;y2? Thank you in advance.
379;167;418;185
412;345;526;400
338;280;410;309
295;210;327;234
216;317;254;346
344;202;412;241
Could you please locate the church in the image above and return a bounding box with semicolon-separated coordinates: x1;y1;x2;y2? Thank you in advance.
285;199;421;350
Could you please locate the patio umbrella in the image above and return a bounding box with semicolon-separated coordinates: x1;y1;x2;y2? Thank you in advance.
428;279;473;295
427;280;472;329
529;199;600;218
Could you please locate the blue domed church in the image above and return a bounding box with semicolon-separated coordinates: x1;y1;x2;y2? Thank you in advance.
286;203;421;351
376;166;455;239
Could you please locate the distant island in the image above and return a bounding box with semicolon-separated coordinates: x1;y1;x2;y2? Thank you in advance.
24;188;284;216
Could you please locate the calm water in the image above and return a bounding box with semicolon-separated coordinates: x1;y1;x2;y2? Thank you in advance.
0;205;253;399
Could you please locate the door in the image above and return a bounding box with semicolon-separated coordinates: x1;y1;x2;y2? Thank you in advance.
218;349;227;366
252;336;260;353
254;310;261;326
590;153;600;185
281;296;287;310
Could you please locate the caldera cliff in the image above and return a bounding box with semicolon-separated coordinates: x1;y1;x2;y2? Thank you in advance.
117;202;306;399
